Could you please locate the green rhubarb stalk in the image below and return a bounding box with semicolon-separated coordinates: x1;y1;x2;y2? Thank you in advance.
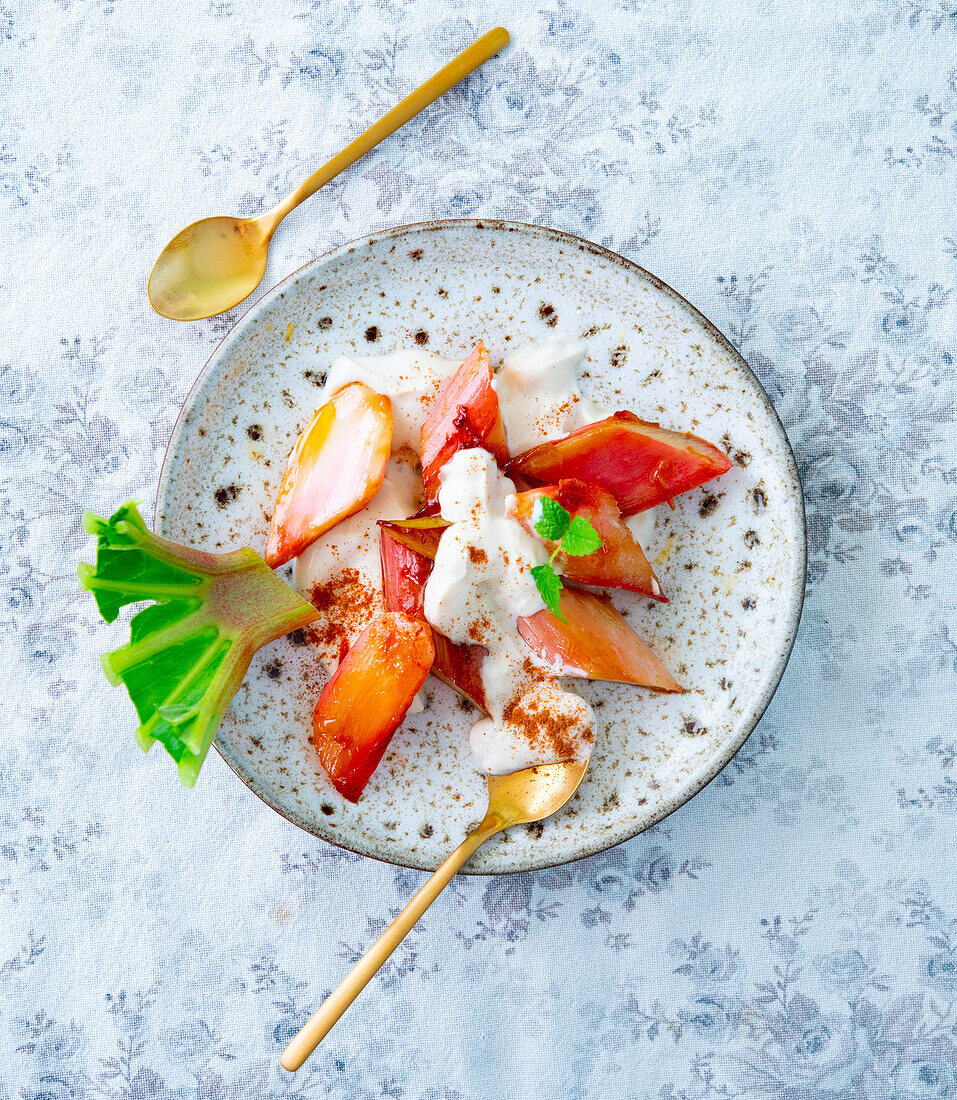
78;502;317;787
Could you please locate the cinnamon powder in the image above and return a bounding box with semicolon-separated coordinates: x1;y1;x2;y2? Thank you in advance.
307;567;380;656
502;687;591;761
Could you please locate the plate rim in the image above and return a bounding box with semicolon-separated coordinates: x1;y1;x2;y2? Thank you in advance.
156;217;807;875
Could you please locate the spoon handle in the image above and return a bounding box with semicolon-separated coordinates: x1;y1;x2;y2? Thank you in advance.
280;821;497;1072
262;27;509;233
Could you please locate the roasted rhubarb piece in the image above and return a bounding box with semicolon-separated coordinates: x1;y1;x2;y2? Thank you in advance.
419;341;509;503
265;382;392;568
377;514;450;561
507;412;732;514
379;525;432;618
78;503;318;786
430;633;489;714
312;612;434;802
518;586;681;692
512;480;666;601
379;528;487;712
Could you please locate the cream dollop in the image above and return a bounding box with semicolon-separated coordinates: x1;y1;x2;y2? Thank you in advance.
469;679;595;775
423;449;595;773
495;335;603;453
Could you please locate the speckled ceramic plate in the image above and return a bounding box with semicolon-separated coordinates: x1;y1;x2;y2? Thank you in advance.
156;219;805;874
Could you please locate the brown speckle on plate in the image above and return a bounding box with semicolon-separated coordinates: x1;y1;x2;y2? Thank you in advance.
698;492;721;517
538;302;558;326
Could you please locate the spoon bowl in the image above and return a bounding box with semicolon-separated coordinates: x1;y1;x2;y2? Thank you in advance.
148;216;270;322
484;759;589;829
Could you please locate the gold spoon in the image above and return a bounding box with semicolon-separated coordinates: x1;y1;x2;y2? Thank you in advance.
148;27;510;322
279;759;588;1072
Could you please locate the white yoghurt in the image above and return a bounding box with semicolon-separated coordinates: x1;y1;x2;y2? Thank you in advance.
495;336;603;453
423;449;547;641
422;449;595;773
625;509;656;547
469;679;595;775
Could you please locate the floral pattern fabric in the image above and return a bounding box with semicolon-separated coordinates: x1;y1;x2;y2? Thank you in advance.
3;0;957;1096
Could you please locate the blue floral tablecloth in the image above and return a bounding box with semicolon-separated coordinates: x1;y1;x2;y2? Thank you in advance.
4;1;957;1096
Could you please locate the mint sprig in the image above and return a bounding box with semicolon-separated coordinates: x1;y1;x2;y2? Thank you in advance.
530;497;602;621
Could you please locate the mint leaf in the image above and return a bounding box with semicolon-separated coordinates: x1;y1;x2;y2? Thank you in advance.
531;563;566;622
533;496;571;543
561;515;603;557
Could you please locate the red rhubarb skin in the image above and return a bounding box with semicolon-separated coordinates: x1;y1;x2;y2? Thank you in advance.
419;341;510;504
518;586;682;692
507;412;732;515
